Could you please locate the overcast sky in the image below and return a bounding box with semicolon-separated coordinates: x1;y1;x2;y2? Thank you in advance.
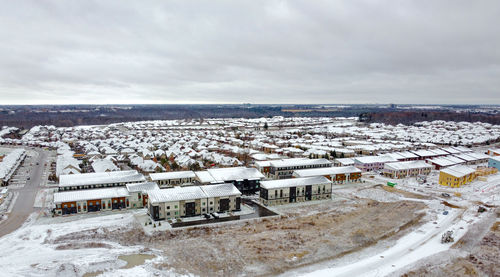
0;1;499;105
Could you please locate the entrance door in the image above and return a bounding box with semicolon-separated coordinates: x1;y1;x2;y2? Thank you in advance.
289;187;296;203
185;202;196;217
219;198;230;212
305;185;312;201
235;197;241;210
150;205;159;220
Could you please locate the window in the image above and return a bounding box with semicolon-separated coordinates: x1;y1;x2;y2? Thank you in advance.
167;206;170;210
175;205;178;209
167;212;170;216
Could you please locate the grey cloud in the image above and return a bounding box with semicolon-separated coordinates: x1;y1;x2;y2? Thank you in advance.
0;0;499;104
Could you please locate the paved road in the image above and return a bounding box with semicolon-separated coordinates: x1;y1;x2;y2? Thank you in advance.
0;148;49;237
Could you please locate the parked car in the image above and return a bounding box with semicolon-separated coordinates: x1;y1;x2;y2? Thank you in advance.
441;193;450;198
211;212;220;219
203;213;211;219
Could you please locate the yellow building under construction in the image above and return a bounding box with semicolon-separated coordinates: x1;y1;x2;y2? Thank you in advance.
438;165;476;188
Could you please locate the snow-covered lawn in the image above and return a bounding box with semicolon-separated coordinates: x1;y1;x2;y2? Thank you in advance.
0;212;154;276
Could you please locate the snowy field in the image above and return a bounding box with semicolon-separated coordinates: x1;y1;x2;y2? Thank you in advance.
0;211;167;276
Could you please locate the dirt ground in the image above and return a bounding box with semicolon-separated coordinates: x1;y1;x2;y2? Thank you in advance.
49;199;426;276
401;209;500;277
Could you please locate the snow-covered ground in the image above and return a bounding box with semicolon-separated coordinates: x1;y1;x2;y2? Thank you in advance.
33;188;54;208
0;212;163;276
282;171;498;277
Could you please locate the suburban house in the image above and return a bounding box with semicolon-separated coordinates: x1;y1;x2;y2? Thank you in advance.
149;171;197;188
56;154;82;177
58;170;146;191
382;161;432;179
260;176;332;206
147;183;242;221
438;165;476;188
268;158;332;179
292;166;362;184
91;158;119;173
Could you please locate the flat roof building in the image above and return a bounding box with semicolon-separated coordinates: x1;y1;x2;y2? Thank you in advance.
260;176;332;206
147;183;242;221
439;165;476;188
269;158;332;179
149;171;196;187
382;161;432;179
293;166;362;184
195;167;265;194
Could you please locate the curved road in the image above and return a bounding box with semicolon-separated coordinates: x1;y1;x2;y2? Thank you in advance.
0;148;49;237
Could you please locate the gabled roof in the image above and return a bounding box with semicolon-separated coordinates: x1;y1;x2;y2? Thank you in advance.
148;186;206;203
54;187;130;203
384;161;432;171
147;184;241;203
126;181;159;193
441;165;476;178
201;183;241;198
206;167;265;182
59;170;145;187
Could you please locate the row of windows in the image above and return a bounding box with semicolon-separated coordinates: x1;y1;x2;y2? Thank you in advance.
273;164;330;171
61;181;141;191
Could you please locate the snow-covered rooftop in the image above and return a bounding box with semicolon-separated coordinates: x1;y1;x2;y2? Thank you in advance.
147;183;241;203
149;171;196;181
269;158;331;168
206;167;265;182
441;165;476;178
201;183;241;198
54;187;130;203
125;181;159;193
59;170;145;187
384;160;432;171
261;176;331;189
293;166;361;177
